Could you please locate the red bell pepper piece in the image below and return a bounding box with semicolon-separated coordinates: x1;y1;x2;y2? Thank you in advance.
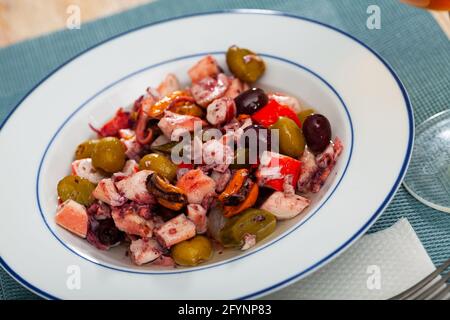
91;108;131;137
251;99;302;128
178;163;194;170
256;151;302;191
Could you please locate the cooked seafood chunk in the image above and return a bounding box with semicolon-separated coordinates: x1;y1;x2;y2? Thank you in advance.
206;97;236;126
154;214;196;248
111;205;154;238
92;178;126;207
188;55;221;83
157;73;180;97
260;191;310;220
115;170;155;204
187;204;207;234
176;169;216;204
191;74;230;107
71;158;106;184
157;111;204;141
130;239;162;266
55;200;88;238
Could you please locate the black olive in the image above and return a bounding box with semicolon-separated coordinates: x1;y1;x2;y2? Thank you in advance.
302;114;332;153
234;88;268;115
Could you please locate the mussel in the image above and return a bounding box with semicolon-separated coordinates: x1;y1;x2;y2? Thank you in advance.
218;169;259;218
146;173;187;211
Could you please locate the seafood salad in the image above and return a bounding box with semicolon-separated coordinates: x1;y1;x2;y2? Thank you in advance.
55;45;343;267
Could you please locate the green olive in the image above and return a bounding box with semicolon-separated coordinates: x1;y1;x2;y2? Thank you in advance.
226;45;265;83
91;137;126;173
139;153;177;181
297;108;315;125
171;235;213;266
75;139;99;160
171;104;205;118
57;175;96;206
270;116;305;158
219;208;276;247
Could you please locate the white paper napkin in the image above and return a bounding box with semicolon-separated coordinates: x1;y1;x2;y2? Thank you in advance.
264;218;436;300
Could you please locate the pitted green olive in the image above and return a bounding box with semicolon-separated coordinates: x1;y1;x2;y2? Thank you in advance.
75;139;99;160
91;137;126;173
171;235;213;266
57;175;96;205
219;208;276;247
270;116;305;158
226;45;265;83
139;153;177;181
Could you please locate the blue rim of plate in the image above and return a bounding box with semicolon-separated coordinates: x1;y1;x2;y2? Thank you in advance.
0;9;414;300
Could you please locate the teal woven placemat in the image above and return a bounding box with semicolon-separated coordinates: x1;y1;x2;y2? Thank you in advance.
1;0;449;300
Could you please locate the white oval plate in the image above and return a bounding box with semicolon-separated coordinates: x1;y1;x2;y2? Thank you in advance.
0;10;413;300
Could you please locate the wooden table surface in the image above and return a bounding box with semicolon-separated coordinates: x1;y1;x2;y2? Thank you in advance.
0;0;153;47
0;0;448;47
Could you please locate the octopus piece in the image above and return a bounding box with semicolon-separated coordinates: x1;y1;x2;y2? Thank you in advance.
176;169;217;204
111;205;154;238
71;158;106;184
297;148;319;193
188;55;221;83
190;73;230;107
121;136;143;161
202;139;234;173
121;159;139;176
157;110;205;141
55;200;88;238
134;89;159;145
260;191;310;220
157;73;180;97
310;138;343;193
115;170;155;204
187;204;208;234
268;92;302;113
86;218;122;251
92;178;126;207
206;97;236;126
87;201;111;220
241;234;256;251
130;239;163;266
154;214;196;248
210;169;232;193
223;76;249;99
